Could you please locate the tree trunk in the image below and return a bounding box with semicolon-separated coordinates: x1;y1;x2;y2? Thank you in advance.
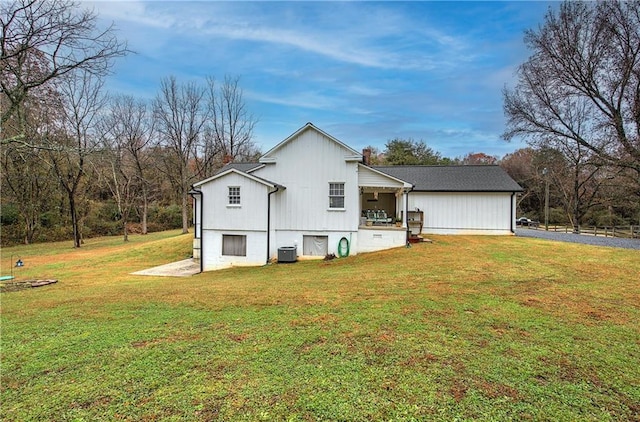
122;208;130;242
181;189;189;234
24;216;37;245
572;175;580;234
69;192;81;248
141;185;148;235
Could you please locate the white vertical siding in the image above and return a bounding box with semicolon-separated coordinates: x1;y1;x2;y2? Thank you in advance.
254;129;360;232
199;172;269;231
410;192;514;234
358;166;405;188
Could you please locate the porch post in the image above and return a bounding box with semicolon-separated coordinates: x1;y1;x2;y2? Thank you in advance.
402;189;409;228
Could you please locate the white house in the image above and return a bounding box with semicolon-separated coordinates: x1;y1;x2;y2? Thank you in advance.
190;123;522;272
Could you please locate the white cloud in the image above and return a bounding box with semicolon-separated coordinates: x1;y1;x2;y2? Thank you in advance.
89;1;173;29
92;1;471;71
247;89;341;111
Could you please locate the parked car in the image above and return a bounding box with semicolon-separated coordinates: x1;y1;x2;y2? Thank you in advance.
516;217;532;226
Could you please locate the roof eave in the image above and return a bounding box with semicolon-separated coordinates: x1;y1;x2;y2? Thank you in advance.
260;122;362;163
193;168;281;188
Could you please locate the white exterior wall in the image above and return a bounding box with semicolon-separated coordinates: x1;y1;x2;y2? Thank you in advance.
358;165;405;189
271;229;361;259
198;172;271;270
254;129;360;244
410;192;515;235
199;172;269;231
357;228;407;252
202;230;267;271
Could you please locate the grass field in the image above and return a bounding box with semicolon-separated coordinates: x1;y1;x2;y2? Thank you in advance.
1;231;639;421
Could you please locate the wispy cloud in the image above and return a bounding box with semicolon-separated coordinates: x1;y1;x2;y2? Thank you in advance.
93;1;550;157
94;1;471;71
247;89;342;111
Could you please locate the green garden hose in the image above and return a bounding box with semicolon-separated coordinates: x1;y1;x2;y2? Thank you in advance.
337;236;350;257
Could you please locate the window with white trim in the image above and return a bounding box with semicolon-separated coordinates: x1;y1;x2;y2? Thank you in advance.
222;235;246;256
329;182;345;209
228;186;240;205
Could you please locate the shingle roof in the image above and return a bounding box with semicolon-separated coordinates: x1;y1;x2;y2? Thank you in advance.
215;162;262;174
195;165;283;189
373;165;523;192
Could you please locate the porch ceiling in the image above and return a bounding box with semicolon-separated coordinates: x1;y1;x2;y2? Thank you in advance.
359;186;402;192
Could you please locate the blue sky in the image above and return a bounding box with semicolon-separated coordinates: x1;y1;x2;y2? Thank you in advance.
91;1;556;159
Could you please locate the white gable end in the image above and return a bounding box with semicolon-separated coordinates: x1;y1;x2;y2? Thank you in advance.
260;123;361;164
198;171;271;231
358;164;411;189
253;125;360;232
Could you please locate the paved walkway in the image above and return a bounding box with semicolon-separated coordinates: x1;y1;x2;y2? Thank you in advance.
131;259;200;277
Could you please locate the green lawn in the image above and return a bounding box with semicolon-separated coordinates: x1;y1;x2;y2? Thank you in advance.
1;231;639;421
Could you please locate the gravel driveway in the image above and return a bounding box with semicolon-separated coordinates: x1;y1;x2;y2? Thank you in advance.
516;228;640;250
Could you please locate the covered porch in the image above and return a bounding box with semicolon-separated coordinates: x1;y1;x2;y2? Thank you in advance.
359;187;405;228
357;164;413;230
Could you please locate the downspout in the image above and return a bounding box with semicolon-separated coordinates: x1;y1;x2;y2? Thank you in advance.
510;192;515;234
188;187;203;273
267;185;282;265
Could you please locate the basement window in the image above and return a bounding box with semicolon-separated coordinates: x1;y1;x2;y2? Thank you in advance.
222;235;246;256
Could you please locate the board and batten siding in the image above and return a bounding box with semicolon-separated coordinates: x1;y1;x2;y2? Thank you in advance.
410;192;514;234
198;172;269;232
357;165;405;189
254;128;360;233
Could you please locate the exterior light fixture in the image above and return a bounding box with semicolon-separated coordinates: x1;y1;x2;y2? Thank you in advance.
10;255;24;278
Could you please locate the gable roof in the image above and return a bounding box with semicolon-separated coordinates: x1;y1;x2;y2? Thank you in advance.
373;165;523;192
259;122;362;163
215;162;263;174
193;167;283;189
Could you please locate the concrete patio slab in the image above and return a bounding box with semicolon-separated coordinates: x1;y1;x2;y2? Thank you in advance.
131;259;200;277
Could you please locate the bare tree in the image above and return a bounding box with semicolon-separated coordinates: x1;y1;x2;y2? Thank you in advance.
99;95;154;238
208;75;259;164
540;146;604;231
48;70;106;248
153;76;208;234
1;143;56;244
0;51;65;243
503;1;640;188
1;0;127;143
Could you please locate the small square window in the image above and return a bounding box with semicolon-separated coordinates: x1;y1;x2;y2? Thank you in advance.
228;186;240;205
329;183;345;208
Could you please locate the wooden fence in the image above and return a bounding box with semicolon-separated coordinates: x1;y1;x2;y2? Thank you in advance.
528;224;639;239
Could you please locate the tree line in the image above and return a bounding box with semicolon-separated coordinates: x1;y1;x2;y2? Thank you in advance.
2;0;638;246
1;0;258;246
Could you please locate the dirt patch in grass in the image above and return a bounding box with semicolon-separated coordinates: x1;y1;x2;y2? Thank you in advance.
450;379;469;403
2;233;640;421
478;380;520;400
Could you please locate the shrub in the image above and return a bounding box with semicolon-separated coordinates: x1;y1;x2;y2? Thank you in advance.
148;204;183;230
0;203;19;225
